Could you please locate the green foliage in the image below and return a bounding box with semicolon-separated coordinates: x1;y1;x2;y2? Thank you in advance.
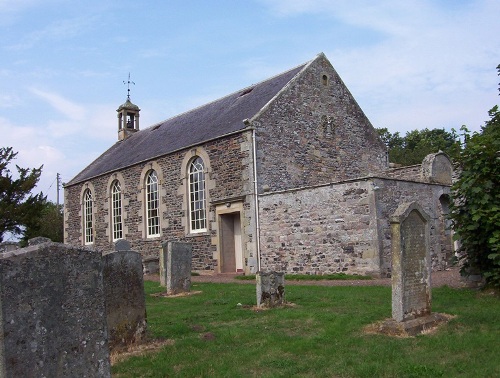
0;147;46;242
450;107;500;287
20;201;64;246
377;127;461;166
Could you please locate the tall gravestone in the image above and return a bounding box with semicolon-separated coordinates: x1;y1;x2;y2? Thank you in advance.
384;202;449;336
256;271;285;308
0;243;110;377
391;202;431;322
103;248;147;351
160;241;192;295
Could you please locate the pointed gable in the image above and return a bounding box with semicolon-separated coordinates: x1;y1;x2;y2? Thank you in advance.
67;63;306;186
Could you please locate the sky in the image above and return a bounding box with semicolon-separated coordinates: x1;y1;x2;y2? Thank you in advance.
1;0;499;207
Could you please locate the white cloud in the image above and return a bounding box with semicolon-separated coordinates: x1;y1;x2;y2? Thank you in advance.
259;0;500;133
30;88;85;121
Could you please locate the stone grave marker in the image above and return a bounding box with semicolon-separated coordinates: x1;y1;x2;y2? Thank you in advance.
0;243;110;377
256;271;285;308
114;238;131;251
160;241;192;295
377;202;450;336
103;250;147;351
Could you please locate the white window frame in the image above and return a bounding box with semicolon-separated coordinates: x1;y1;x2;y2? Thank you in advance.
83;189;93;245
188;156;207;233
111;180;123;241
146;170;160;237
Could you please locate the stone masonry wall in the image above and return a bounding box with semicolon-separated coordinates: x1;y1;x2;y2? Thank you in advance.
254;54;388;193
373;177;452;276
259;180;381;276
259;176;452;277
0;243;110;377
65;132;254;272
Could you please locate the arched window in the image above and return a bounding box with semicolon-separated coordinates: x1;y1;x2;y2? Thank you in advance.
111;180;123;241
146;170;160;237
83;189;93;244
189;156;207;232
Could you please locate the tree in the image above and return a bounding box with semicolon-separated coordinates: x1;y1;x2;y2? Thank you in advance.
450;65;500;288
0;147;46;242
21;201;64;245
376;127;461;166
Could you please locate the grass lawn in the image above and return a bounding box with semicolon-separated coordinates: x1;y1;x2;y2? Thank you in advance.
112;282;500;377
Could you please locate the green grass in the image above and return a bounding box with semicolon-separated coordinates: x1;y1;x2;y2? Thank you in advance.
235;273;372;281
112;282;500;377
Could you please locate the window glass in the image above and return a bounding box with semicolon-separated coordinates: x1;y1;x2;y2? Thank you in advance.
189;157;207;232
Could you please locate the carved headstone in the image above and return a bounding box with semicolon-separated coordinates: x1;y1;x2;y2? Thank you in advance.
391;202;431;322
160;241;192;294
256;271;285;308
103;250;147;351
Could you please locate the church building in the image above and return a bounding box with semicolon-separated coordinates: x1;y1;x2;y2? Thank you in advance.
64;53;454;277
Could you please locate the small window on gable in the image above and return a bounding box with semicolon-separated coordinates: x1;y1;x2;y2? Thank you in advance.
83;189;93;245
145;170;160;237
322;74;329;86
111;180;123;241
188;156;207;232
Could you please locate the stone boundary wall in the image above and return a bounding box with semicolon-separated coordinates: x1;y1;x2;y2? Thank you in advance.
259;180;380;276
0;243;110;377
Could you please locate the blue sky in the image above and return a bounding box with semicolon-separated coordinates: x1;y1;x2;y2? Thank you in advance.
1;0;499;205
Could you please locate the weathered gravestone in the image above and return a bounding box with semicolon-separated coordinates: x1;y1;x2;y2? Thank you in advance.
103;249;147;351
114;238;131;251
256;271;285;308
160;241;192;295
0;243;111;377
380;202;449;336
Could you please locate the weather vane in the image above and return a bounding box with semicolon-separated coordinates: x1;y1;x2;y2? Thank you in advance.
123;73;135;100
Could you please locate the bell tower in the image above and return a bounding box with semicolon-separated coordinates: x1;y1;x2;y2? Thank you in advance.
117;73;140;141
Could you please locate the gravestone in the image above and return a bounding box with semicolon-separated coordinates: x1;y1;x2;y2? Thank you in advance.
382;202;449;336
0;243;110;377
160;241;192;295
103;250;147;351
114;238;131;251
256;271;285;308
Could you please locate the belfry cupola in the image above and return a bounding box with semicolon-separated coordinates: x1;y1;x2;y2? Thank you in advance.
117;73;140;141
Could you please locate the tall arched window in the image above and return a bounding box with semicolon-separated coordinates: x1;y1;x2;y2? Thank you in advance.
111;180;123;241
83;189;93;244
189;156;207;232
146;170;160;237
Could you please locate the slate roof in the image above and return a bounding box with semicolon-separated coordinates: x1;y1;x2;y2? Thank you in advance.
67;62;307;186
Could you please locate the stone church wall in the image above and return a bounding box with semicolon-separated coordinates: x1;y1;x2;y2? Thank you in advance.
254;54;387;193
259;180;381;276
64;132;254;272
